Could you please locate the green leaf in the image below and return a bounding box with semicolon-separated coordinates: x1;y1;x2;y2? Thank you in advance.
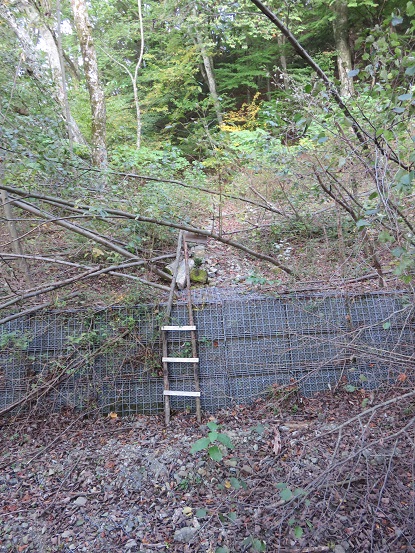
344;384;357;393
383;321;391;330
217;433;235;449
359;374;368;382
195;508;207;518
208;445;223;462
368;191;378;200
190;437;211;453
378;231;394;243
405;65;415;76
276;482;288;489
294;526;304;539
253;423;265;435
227;511;238;522
398;93;413;101
392;246;405;258
208;431;219;442
252;538;266;551
215;547;230;553
356;219;370;229
407;1;415;17
280;487;293;501
348;69;360;77
304;84;312;93
229;477;242;489
391;15;403;25
361;398;369;408
207;421;219;431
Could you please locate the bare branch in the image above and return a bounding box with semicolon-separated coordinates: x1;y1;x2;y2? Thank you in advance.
0;183;297;275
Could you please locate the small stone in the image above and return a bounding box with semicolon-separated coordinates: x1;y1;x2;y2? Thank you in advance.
174;527;198;543
125;539;137;549
73;496;87;507
279;425;290;432
334;545;346;553
61;531;73;538
190;268;208;284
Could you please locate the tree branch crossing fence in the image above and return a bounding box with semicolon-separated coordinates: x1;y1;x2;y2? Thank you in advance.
0;290;414;417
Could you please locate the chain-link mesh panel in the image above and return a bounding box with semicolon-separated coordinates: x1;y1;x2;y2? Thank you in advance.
0;292;414;415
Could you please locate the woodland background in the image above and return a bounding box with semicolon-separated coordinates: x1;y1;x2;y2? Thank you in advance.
0;0;414;310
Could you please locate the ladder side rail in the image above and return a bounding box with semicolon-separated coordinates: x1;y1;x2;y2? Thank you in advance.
183;238;202;423
162;231;183;425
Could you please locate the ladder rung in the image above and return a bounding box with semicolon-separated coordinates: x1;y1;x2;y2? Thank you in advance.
164;390;201;397
162;357;199;363
161;325;196;331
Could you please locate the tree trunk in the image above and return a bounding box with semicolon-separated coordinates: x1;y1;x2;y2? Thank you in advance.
193;32;223;126
0;1;85;144
56;0;73;152
70;0;108;174
277;34;288;90
0;158;32;286
332;0;354;97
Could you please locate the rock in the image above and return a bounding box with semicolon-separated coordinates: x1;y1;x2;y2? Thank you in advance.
192;245;206;257
174;527;198;543
73;496;87;507
165;259;195;289
334;545;346;553
125;539;137;549
190;268;208;284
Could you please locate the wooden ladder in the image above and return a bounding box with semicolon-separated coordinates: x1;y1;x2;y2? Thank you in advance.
162;231;204;424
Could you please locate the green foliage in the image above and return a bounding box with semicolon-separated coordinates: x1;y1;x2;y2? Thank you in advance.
190;421;234;462
0;331;32;351
242;536;267;552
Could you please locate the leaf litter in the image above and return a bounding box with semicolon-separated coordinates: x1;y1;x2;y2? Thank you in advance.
0;385;415;552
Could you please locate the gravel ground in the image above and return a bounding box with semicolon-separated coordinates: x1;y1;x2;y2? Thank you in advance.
1;386;415;553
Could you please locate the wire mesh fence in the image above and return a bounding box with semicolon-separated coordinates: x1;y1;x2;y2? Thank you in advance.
0;291;414;416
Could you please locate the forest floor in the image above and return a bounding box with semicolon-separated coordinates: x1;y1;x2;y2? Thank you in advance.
1;385;414;553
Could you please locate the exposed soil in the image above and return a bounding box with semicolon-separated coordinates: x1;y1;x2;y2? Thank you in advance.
1;386;414;553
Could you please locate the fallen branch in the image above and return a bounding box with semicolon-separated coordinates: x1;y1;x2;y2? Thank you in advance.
0;292;79;324
0;254;175;309
0;183;296;275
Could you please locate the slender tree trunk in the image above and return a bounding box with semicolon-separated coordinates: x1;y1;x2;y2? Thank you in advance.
193;32;223;126
0;2;85;144
70;0;108;175
332;0;354;97
277;34;288;90
134;0;144;149
56;0;73;152
0;160;32;286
